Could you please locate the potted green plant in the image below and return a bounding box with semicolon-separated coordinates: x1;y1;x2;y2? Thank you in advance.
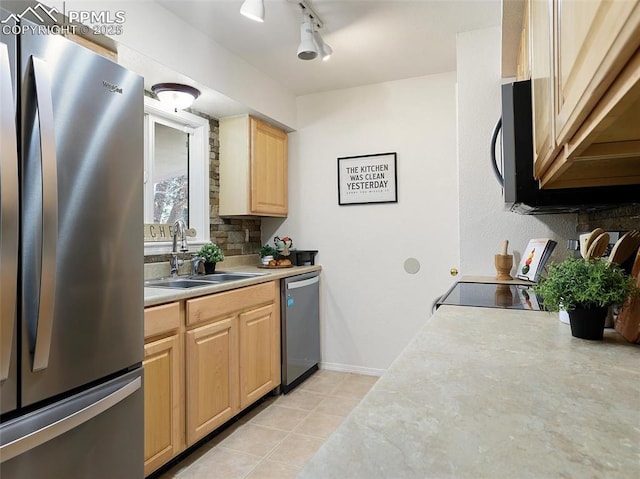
533;257;639;340
259;244;277;265
197;242;224;274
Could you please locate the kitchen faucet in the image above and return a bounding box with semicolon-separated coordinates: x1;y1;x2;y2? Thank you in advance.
170;219;189;277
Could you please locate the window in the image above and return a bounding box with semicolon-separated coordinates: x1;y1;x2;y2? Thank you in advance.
144;96;209;254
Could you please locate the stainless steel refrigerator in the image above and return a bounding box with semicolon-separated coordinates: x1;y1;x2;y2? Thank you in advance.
1;10;144;478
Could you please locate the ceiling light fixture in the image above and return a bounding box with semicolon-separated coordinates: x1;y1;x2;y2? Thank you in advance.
312;24;332;61
297;14;317;60
151;83;201;110
296;1;332;62
240;0;264;23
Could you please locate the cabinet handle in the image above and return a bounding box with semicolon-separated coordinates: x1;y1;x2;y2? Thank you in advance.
287;275;319;290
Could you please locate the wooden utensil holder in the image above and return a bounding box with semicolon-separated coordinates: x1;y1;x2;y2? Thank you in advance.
495;254;513;281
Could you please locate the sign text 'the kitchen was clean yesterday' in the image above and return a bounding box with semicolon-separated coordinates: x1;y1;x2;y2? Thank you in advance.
337;152;397;205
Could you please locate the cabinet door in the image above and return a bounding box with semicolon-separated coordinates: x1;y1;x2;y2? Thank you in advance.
239;303;280;409
516;0;531;81
555;0;640;145
143;334;183;476
250;117;288;216
185;317;239;446
530;0;556;178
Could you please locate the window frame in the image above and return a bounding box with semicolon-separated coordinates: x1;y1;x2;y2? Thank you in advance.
144;96;210;255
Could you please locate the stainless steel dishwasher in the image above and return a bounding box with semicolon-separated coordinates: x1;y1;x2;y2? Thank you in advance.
281;272;320;393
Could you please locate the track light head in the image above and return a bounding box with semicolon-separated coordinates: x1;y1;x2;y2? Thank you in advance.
312;30;332;61
240;0;264;23
321;42;333;61
297;16;318;60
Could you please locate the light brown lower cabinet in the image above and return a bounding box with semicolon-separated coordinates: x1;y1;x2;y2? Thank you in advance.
143;302;184;477
184;281;281;447
185;316;239;446
143;281;281;475
239;303;281;409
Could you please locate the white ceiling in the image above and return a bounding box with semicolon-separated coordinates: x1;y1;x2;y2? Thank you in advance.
154;0;502;97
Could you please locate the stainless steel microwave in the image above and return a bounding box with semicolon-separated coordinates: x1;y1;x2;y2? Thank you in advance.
492;80;638;215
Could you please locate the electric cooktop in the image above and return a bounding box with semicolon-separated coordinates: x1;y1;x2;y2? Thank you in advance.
437;282;543;311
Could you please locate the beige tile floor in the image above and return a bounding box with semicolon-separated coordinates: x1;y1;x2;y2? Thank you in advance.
157;370;379;479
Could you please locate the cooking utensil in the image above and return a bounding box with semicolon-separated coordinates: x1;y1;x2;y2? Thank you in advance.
582;228;604;258
495;240;513;281
632;247;640;278
585;231;609;259
579;233;591;258
615;248;640;343
608;230;640;265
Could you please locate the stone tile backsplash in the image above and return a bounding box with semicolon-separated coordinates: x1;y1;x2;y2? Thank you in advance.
578;204;640;233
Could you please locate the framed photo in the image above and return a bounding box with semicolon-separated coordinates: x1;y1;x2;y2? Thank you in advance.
337;152;397;205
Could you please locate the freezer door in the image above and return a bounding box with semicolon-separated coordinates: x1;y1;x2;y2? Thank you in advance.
19;25;144;406
0;368;143;478
0;14;19;415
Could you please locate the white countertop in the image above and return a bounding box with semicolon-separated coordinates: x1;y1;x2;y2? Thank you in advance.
144;264;321;307
298;305;640;478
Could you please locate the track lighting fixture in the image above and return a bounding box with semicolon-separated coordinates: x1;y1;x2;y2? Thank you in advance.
237;0;332;62
240;0;264;23
312;24;332;61
296;2;332;62
297;14;318;60
151;83;201;110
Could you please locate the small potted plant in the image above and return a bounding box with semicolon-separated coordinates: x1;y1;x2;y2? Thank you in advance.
259;244;277;265
533;257;639;340
197;242;224;274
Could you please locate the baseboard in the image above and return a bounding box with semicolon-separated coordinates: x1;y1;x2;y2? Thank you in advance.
319;361;385;377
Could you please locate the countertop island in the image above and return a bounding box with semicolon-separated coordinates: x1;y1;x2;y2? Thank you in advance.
298;305;640;478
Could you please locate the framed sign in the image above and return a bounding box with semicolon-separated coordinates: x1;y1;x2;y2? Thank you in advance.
337;152;397;205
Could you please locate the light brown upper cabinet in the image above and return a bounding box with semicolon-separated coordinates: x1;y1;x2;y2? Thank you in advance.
219;116;288;217
516;0;531;81
529;0;555;177
523;0;640;188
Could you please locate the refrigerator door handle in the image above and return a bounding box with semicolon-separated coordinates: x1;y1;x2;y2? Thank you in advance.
0;375;141;463
0;43;19;381
28;56;58;372
287;275;319;290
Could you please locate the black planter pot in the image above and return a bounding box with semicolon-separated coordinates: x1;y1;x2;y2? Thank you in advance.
204;262;216;274
568;306;608;340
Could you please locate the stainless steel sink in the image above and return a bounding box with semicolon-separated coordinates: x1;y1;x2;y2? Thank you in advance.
144;279;222;289
144;271;266;289
189;271;267;282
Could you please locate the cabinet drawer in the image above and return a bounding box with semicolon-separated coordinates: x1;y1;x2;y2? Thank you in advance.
186;282;276;327
145;302;181;339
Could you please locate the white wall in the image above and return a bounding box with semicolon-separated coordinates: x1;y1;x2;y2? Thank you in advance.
456;27;576;274
263;73;460;374
48;0;297;128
